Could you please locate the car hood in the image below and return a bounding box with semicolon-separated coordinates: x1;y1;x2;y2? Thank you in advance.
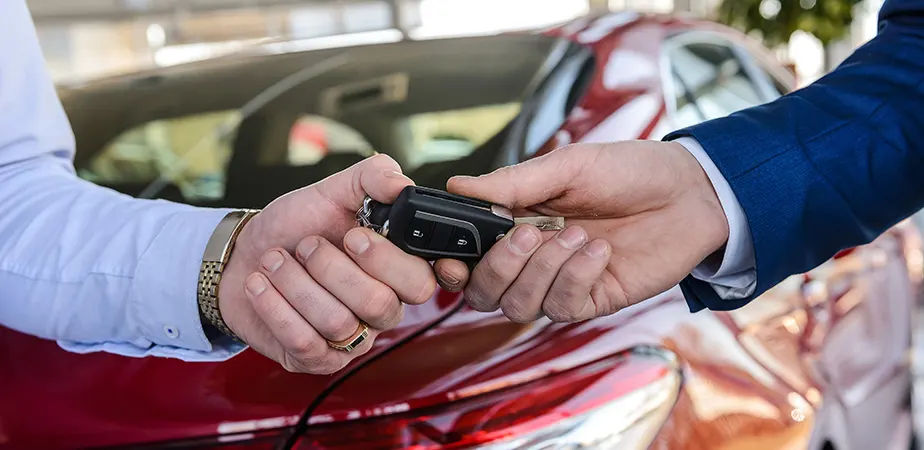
0;289;462;449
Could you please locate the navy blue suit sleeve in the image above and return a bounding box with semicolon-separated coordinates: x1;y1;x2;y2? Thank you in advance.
666;0;924;312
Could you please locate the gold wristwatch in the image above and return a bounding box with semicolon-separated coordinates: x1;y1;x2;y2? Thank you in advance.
197;209;260;341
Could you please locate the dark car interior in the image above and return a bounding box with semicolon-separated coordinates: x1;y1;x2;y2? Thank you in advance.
65;34;579;209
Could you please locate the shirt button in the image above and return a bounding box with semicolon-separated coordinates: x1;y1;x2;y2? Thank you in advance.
164;325;180;339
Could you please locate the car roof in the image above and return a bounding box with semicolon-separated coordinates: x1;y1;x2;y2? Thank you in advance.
59;33;561;101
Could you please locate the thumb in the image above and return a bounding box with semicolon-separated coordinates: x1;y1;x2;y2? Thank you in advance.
317;154;414;209
447;146;584;208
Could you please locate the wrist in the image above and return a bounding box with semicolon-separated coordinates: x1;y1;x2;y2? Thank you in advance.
197;210;260;341
667;140;730;257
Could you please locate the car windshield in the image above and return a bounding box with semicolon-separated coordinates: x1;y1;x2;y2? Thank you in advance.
67;34;560;206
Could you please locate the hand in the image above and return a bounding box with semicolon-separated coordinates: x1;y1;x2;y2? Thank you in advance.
434;141;729;323
218;155;437;374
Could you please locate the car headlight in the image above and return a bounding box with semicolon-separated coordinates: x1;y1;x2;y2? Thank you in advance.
295;347;681;449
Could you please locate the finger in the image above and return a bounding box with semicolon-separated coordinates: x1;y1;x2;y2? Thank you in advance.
589;270;631;317
446;145;591;208
258;248;362;343
340;227;437;306
222;278;288;365
463;225;542;312
434;259;470;292
243;272;346;374
500;226;588;323
543;239;611;322
317;153;414;209
298;234;407;329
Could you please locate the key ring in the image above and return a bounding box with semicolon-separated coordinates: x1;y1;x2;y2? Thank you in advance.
355;196;389;237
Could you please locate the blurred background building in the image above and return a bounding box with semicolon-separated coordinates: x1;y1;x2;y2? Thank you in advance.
28;0;884;86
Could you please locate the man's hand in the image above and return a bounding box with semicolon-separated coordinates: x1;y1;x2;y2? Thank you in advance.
218;155;437;374
434;141;729;323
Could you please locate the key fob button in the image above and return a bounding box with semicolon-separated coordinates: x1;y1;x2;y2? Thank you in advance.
449;227;478;255
406;218;434;249
429;222;454;251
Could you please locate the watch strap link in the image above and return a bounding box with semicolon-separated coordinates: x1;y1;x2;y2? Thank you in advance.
197;209;259;341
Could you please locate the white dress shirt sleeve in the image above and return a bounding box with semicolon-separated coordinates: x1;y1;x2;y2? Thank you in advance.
672;136;758;300
0;0;245;361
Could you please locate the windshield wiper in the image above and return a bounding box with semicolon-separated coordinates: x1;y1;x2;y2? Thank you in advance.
138;53;350;200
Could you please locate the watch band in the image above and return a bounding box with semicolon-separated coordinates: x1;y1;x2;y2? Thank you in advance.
197;209;260;341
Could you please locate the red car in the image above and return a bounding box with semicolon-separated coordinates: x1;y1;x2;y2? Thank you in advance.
2;11;920;450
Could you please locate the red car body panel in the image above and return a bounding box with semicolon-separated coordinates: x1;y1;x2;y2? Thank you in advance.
1;12;918;450
0;288;464;449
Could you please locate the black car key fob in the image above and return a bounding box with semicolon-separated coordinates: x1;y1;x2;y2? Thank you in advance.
355;186;563;262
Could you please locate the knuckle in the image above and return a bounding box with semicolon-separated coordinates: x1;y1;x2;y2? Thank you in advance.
282;352;318;374
559;264;585;286
266;303;295;330
594;278;629;315
500;295;536;323
365;288;399;323
382;302;405;330
542;297;581;323
527;255;558;275
288;335;325;361
338;271;363;289
326;307;358;340
479;255;510;284
464;285;497;312
290;288;319;310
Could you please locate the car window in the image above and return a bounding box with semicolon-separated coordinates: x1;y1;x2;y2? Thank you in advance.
287;115;376;166
403;103;521;171
79;110;239;203
523;51;595;159
670;70;707;129
669;41;764;120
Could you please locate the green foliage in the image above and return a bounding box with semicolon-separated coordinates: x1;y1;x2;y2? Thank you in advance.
715;0;863;46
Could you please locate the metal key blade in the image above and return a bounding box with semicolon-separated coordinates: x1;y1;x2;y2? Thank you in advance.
514;215;565;231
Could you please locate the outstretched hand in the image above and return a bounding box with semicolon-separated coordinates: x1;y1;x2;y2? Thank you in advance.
434;141;729;323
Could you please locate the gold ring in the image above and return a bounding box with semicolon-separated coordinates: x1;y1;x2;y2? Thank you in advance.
326;321;370;353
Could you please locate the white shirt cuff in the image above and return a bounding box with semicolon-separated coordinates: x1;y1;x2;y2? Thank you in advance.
672;136;757;299
59;206;248;361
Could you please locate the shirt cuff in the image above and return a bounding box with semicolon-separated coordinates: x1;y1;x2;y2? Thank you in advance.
672;136;757;300
59;206;248;362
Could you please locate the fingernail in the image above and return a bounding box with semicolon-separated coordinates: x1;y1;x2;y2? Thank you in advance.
440;272;461;288
585;240;609;258
382;169;409;179
345;229;371;255
508;226;540;254
245;274;266;297
557;226;587;250
261;250;284;273
296;237;320;262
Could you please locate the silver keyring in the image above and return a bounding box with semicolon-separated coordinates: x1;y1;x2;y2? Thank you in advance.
355;196;388;237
